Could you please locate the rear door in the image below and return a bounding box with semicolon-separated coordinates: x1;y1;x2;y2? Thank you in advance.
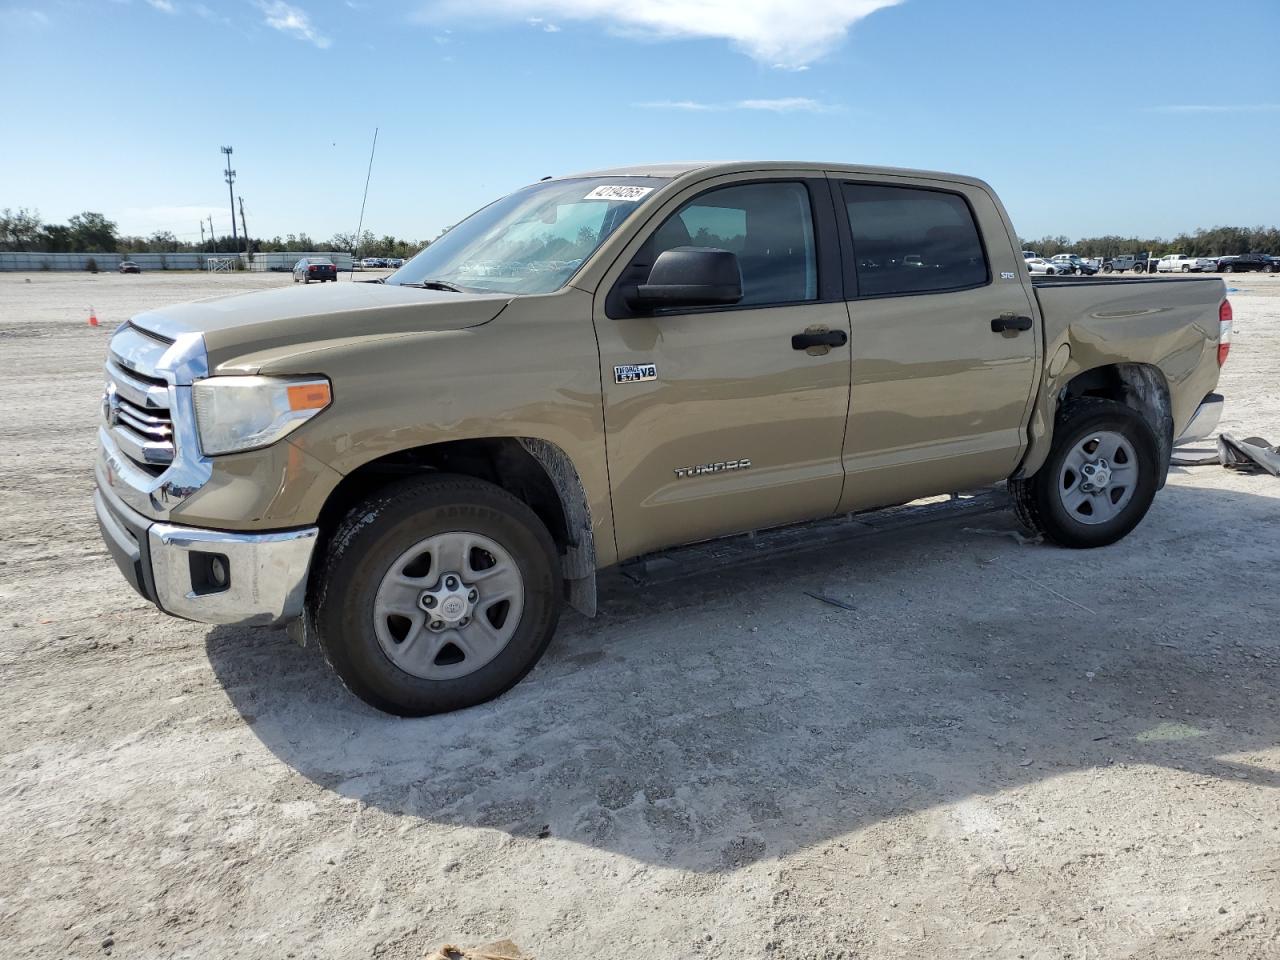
831;174;1041;512
592;172;851;560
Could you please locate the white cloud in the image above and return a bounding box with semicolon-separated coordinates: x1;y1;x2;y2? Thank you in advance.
257;1;331;48
417;0;903;68
146;0;176;11
737;97;831;112
1152;104;1280;114
10;5;51;24
638;97;837;113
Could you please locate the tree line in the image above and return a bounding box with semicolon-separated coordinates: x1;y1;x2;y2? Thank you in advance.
6;206;1277;263
0;208;430;259
1019;225;1280;259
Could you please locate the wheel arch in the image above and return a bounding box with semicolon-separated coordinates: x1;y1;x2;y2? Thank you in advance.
1016;362;1174;488
314;436;598;617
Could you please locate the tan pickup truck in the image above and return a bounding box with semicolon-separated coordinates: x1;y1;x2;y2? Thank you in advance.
95;162;1230;715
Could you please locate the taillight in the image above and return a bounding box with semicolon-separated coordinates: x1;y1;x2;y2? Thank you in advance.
1218;299;1232;366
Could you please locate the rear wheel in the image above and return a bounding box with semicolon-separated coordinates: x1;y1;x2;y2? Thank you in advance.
312;475;563;716
1223;264;1235;273
1010;398;1160;548
1181;264;1190;273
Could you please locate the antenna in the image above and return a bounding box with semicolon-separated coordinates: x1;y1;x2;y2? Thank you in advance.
352;127;378;264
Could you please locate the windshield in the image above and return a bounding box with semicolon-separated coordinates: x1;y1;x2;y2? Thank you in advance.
388;176;667;295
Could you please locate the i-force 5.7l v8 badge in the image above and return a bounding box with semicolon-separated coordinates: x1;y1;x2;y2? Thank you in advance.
614;363;657;384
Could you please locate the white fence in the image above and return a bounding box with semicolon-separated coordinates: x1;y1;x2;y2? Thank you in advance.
0;251;355;272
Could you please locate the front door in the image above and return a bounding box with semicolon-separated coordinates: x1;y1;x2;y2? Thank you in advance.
831;176;1042;512
592;174;851;561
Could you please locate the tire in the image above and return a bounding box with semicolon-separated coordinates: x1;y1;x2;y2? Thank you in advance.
1009;398;1160;549
1103;264;1113;274
311;474;563;716
1046;267;1056;276
1223;264;1234;273
1181;265;1190;273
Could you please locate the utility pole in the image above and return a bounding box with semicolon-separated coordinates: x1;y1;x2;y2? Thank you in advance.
221;145;239;254
209;216;217;253
238;195;251;262
199;221;206;251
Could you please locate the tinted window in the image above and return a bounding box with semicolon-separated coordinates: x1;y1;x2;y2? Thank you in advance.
647;181;817;307
842;184;988;297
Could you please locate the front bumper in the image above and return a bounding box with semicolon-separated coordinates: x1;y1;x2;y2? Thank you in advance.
95;475;318;627
1175;392;1224;446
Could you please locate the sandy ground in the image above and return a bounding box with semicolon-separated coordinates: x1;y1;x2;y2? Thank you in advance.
1;269;1278;959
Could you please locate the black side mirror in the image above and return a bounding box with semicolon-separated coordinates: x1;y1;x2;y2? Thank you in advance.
628;247;743;310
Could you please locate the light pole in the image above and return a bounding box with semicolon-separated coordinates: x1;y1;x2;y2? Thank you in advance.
221;146;239;254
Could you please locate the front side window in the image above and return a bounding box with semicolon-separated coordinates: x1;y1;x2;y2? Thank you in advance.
389;176;666;295
643;181;818;307
842;183;988;297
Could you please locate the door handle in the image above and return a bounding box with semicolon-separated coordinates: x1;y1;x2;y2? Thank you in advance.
991;314;1034;333
791;330;848;350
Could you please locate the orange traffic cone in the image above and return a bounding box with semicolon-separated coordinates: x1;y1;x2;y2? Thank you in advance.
88;306;99;327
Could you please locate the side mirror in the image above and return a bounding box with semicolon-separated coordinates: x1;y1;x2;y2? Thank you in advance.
629;247;743;310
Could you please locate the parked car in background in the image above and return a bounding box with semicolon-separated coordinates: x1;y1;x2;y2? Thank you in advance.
1217;253;1273;273
293;257;337;283
388;258;405;269
1022;250;1038;260
1025;257;1063;275
1156;254;1216;273
118;261;141;274
1102;255;1146;274
1268;256;1280;273
361;257;386;269
1051;254;1099;275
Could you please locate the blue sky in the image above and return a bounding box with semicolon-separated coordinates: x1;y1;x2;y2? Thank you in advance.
2;0;1277;244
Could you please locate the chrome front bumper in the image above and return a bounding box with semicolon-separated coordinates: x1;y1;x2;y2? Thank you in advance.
95;477;318;627
1175;392;1224;446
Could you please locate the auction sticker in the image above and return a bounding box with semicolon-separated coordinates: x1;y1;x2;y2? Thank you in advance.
584;185;655;202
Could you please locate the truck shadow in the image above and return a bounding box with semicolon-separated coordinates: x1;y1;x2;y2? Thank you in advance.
205;481;1280;873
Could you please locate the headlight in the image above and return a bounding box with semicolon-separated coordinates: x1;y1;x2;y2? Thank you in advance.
193;375;331;456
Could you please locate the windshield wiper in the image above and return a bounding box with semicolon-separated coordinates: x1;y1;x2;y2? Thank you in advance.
398;279;464;293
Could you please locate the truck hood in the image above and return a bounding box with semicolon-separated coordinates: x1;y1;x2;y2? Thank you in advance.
130;282;512;372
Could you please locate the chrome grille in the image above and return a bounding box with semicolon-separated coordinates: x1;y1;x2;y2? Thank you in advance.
104;327;176;476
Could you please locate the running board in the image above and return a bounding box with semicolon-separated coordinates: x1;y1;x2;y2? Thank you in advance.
617;486;1011;586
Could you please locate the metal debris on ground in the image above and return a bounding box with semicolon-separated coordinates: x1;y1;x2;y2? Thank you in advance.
1218;434;1280;476
978;557;1097;615
804;591;857;611
964;526;1044;545
424;940;527;960
1171;433;1280;474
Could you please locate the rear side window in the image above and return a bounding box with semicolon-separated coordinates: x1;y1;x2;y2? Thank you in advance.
841;183;988;297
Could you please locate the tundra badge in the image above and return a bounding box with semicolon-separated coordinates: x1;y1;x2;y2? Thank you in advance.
674;459;751;479
615;363;657;384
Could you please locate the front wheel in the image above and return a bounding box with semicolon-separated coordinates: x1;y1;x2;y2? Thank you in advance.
1223;264;1235;273
1102;264;1113;274
1182;265;1190;272
312;475;563;716
1010;398;1160;549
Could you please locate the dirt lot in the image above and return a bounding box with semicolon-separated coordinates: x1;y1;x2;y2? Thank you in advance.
2;269;1278;959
